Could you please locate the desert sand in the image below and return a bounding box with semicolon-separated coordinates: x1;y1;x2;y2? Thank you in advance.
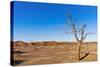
11;41;97;66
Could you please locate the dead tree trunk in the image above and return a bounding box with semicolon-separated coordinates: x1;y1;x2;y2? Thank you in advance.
77;42;80;60
77;41;82;60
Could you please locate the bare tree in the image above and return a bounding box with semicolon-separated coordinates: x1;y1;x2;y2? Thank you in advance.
65;13;92;61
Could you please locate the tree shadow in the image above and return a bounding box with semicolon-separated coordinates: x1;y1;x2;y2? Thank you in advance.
80;52;89;60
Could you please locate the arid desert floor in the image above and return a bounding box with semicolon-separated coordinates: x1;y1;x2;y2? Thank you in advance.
11;41;97;66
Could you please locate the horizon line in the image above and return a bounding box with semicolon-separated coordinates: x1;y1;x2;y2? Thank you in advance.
13;40;97;42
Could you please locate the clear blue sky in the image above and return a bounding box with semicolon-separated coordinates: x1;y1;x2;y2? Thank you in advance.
12;1;97;42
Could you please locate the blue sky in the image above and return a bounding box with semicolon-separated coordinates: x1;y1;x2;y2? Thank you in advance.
12;1;97;42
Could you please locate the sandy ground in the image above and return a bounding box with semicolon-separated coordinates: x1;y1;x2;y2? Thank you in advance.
11;41;97;66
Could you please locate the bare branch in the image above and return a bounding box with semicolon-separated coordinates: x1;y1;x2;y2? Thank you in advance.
80;24;86;41
72;25;79;42
66;13;79;42
82;32;95;41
